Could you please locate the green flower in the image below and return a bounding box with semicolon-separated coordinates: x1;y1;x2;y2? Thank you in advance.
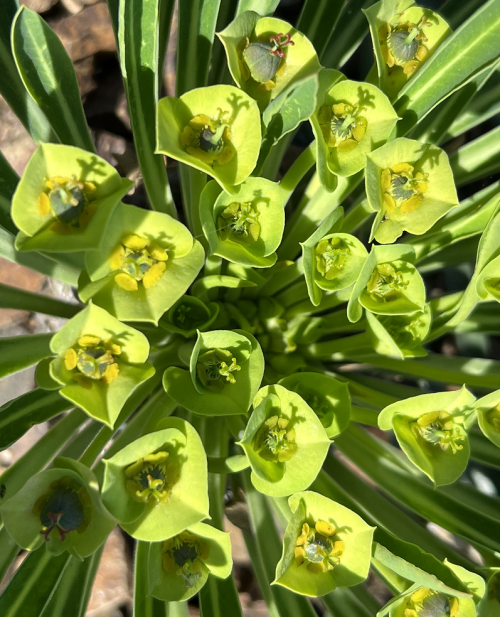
12;143;132;253
238;384;331;496
101;418;209;542
365;0;452;100
365;304;431;359
0;457;115;559
279;373;351;438
311;75;399;181
49;303;154;427
78;203;204;324
159;295;219;338
200;178;285;268
477;253;500;306
347;245;426;323
366;138;459;244
163;329;264;416
389;586;476;617
378;387;476;486
274;491;374;596
470;389;500;450
148;522;232;601
156;85;261;192
217;11;321;110
479;569;500;616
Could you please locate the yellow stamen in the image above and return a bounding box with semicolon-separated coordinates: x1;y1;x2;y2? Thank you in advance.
110;245;126;270
400;193;423;213
148;243;168;261
315;521;336;537
417;412;440;426
189;115;213;131
64;348;78;370
143;262;167;289
102;363;120;384
218;145;235;165
115;273;139;291
122;234;149;250
78;335;101;347
37;193;51;216
393;163;413;174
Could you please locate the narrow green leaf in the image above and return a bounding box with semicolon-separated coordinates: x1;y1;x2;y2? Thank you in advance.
0;0;57;143
119;0;176;217
0;528;18;583
0;389;71;452
242;471;318;617
12;6;94;151
297;0;346;59
0;228;80;287
0;283;80;319
322;0;376;68
166;602;189;617
440;0;488;29
323;586;378;617
257;77;318;172
0;548;71;617
199;575;243;617
446;64;500;138
0;151;19;234
176;0;221;95
40;548;103;617
236;0;279;16
134;541;168;617
0;333;52;379
450;126;500;186
395;0;500;135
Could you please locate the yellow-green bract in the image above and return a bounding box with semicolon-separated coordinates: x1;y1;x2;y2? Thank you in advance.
48;303;154;427
0;457;115;559
378;386;476;486
101;417;209;542
79;203;204;324
274;491;374;596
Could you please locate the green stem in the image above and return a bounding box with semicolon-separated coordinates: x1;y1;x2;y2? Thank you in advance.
350;405;380;426
0;283;81;319
304;332;371;358
207;454;250;473
342;199;374;233
279;144;316;202
179;164;207;242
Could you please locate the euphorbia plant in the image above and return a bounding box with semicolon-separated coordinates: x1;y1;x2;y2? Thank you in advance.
1;0;500;614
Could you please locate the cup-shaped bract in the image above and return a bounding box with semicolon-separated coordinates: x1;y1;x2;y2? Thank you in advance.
101;418;209;542
479;569;500;616
148;522;232;601
274;491;374;596
0;457;115;559
200;178;285;268
367;137;458;244
347;245;425;323
163;329;264;416
365;304;431;359
471;389;500;450
79;204;204;324
12;143;132;253
378;387;476;486
217;11;321;110
156;85;261;193
311;76;399;181
279;373;351;438
159;296;219;339
388;586;476;617
365;0;452;100
49;303;154;427
476;253;500;306
238;384;331;496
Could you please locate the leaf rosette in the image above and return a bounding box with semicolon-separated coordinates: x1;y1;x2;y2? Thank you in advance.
78;203;204;324
163;329;264;416
279;373;351;438
156;85;261;193
147;522;232;601
274;491;374;596
0;457;115;559
365;0;452;100
378;387;476;486
12;143;132;253
367;137;458;244
200;178;285;268
217;11;321;110
347;244;426;323
159;296;219;339
101;417;209;542
238;384;331;496
48;303;154;427
365;304;431;359
310;75;399;181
